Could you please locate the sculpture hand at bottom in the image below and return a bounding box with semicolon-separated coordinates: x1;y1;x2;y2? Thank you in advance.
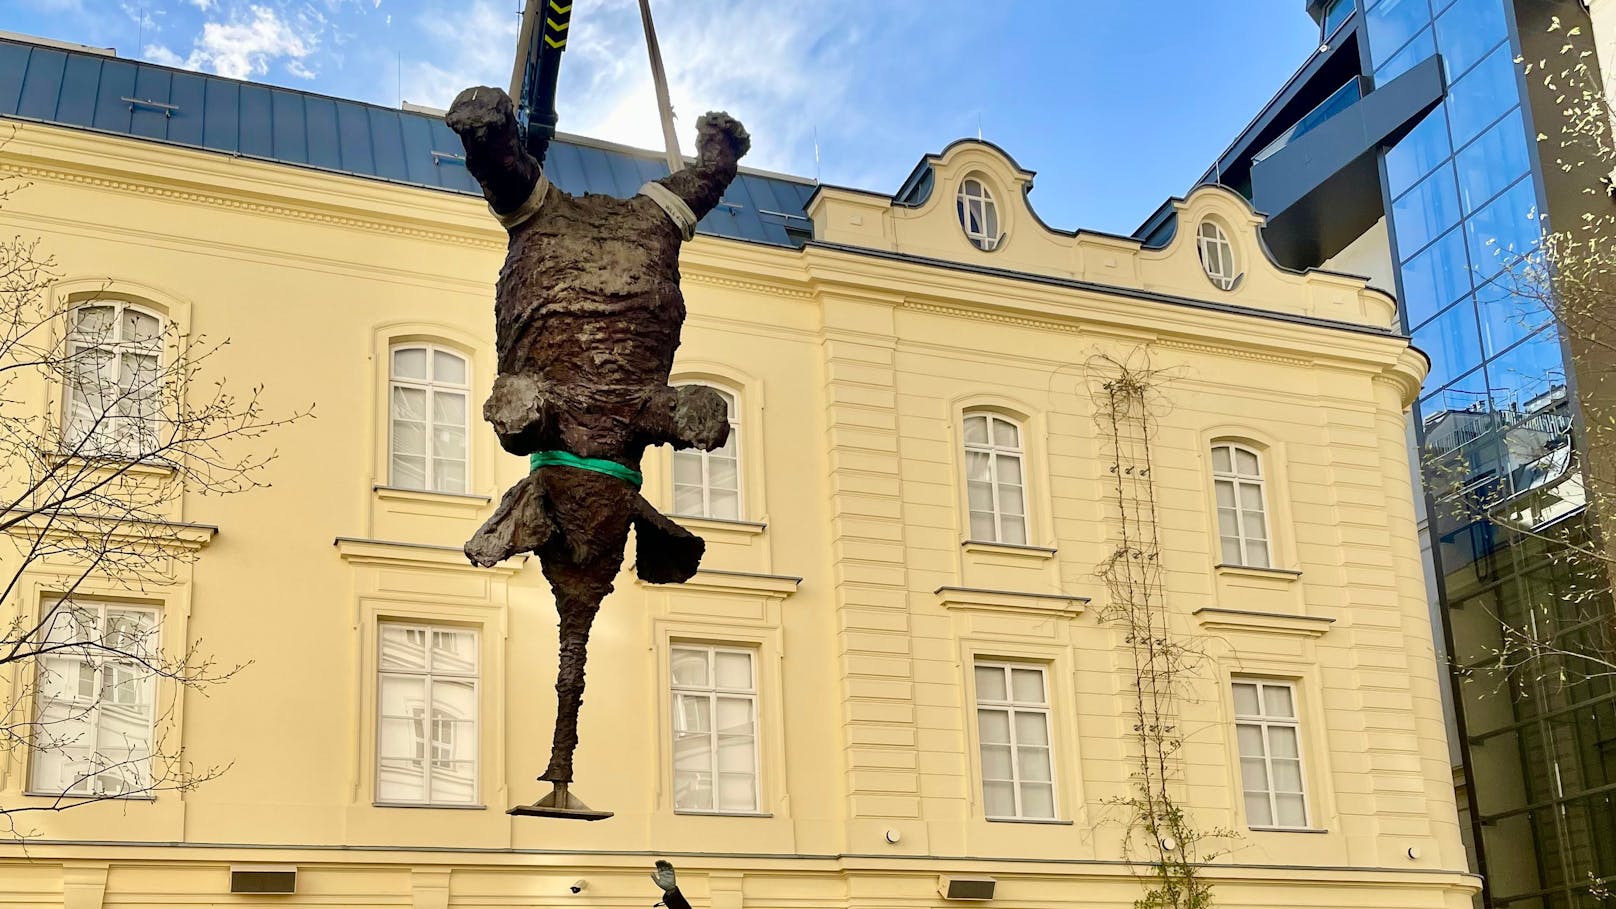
445;84;750;819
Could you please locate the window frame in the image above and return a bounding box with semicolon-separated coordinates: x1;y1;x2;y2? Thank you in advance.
669;382;744;521
972;660;1059;822
1211;441;1271;568
957;175;1002;251
668;642;761;815
962;410;1030;546
27;597;161;799
387;342;471;495
1196;219;1240;291
1232;677;1311;830
60;300;165;459
374;620;481;808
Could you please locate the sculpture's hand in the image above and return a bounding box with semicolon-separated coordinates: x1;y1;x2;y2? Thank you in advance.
650;860;678;892
447;86;515;145
696;112;751;167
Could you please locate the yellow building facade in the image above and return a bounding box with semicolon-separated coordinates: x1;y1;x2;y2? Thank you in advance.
0;39;1473;909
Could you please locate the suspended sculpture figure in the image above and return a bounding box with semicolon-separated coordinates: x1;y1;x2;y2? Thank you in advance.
447;84;750;819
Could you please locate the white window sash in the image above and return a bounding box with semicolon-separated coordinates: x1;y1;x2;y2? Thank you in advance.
29;600;159;798
670;386;741;520
62;303;164;458
1214;445;1269;566
375;622;479;806
1233;680;1309;829
388;344;470;494
974;661;1057;820
965;414;1027;544
670;644;759;813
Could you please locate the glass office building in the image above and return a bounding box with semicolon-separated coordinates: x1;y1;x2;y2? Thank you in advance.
1140;1;1615;905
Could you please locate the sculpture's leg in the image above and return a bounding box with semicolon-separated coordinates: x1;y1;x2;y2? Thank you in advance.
509;565;614;821
541;573;607;784
466;471;553;567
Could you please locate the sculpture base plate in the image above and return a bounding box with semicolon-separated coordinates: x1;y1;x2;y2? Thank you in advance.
507;802;613;821
507;783;612;821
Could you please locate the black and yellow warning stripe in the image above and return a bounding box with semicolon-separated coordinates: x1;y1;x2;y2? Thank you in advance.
543;0;572;50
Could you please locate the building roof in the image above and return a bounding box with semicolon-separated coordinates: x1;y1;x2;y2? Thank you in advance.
0;34;817;248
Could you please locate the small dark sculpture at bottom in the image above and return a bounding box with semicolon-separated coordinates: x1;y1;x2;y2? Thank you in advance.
446;85;749;818
650;861;692;909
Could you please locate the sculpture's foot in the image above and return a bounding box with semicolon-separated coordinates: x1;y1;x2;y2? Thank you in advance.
508;782;613;821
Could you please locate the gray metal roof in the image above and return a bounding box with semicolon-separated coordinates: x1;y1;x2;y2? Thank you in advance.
0;35;817;248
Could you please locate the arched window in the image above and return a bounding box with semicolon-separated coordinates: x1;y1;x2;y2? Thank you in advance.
1197;220;1239;291
964;411;1027;545
389;343;469;493
62;302;163;457
671;384;741;519
957;176;1001;251
1212;442;1270;567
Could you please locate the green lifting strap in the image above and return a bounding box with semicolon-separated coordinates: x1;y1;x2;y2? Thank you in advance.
529;450;643;488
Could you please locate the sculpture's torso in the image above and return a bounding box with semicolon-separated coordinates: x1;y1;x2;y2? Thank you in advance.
494;186;686;466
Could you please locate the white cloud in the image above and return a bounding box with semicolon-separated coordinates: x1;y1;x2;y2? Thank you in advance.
180;5;318;81
398;0;517;108
143;43;185;67
548;2;907;178
186;0;217;11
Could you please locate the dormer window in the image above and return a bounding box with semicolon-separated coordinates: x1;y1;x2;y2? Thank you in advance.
957;176;1001;251
1196;219;1240;291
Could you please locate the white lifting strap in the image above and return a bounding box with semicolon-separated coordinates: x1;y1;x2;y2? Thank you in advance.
491;172;550;230
638;181;698;241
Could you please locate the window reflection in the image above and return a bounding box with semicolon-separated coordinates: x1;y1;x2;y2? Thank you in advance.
1475;276;1552;359
1376;27;1436;83
1445;43;1520;147
1401;227;1474;328
1368;0;1435;69
1486;328;1564;414
1454;107;1530;215
1386;107;1452;197
1465;177;1541;283
1434;0;1508;80
1415;298;1484;390
1394;163;1462;260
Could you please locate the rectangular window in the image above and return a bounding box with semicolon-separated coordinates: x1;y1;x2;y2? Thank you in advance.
975;661;1056;820
376;622;479;806
1233;679;1309;829
30;599;159;797
670;644;758;813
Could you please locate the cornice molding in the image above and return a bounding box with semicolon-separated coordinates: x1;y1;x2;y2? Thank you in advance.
8;163;505;251
636;566;802;598
936;585;1088;617
2;509;217;552
683;270;814;300
334;537;526;575
1193;607;1334;639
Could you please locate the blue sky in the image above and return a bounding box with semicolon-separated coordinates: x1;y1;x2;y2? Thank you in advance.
7;0;1321;235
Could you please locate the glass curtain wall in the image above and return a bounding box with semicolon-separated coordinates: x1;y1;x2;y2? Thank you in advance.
1366;0;1616;906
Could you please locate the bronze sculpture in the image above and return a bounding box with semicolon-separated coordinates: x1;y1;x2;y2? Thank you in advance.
446;85;750;819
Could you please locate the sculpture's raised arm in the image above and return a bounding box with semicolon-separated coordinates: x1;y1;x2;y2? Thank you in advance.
653;112;751;225
445;86;545;222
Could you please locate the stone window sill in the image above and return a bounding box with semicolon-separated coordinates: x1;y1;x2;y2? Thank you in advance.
1215;563;1302;580
673;809;774;818
670;515;768;537
1248;825;1329;834
963;540;1057;562
374;485;491;509
986;816;1075;825
373;801;488;810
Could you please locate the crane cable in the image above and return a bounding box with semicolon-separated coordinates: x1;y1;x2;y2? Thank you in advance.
637;0;684;175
